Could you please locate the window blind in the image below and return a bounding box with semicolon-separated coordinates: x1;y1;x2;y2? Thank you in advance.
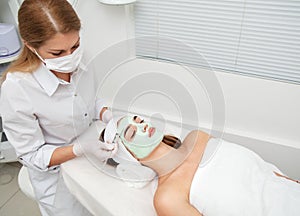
134;0;300;84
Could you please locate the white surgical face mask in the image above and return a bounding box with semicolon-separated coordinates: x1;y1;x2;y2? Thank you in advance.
34;46;83;73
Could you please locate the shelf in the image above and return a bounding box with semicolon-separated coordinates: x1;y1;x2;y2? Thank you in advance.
0;52;20;64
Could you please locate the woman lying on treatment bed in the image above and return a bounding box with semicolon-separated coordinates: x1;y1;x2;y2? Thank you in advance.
101;114;300;216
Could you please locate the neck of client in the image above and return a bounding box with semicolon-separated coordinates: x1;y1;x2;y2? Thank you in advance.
140;130;211;183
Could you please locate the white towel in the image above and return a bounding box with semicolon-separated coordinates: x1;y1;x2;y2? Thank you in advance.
190;138;300;216
112;141;157;188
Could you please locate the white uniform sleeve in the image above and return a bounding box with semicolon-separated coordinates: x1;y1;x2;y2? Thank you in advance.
0;79;58;171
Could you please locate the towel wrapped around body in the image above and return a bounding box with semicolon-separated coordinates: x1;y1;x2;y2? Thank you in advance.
189;138;300;216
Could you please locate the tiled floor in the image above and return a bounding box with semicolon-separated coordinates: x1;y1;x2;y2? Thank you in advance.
0;162;41;216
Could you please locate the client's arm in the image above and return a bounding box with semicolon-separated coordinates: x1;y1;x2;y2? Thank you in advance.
154;184;203;216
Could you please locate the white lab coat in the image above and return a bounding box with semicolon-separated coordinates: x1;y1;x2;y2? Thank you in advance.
0;62;105;216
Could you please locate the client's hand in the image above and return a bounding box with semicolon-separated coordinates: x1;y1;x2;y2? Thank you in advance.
72;123;118;161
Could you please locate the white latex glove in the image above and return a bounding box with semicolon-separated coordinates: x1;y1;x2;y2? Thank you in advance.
72;123;118;161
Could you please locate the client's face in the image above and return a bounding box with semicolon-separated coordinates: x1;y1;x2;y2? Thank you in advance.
117;115;164;159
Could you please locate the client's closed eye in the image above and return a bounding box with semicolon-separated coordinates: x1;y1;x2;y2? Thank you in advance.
124;125;136;141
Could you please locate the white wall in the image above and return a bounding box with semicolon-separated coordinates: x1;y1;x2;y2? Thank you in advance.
0;1;17;24
76;0;131;60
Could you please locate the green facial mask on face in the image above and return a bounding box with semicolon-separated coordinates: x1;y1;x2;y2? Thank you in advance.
117;116;164;159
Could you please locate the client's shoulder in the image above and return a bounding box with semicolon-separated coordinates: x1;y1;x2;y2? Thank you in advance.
184;130;210;144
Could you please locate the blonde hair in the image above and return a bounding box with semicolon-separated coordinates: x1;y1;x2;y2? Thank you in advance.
1;0;81;82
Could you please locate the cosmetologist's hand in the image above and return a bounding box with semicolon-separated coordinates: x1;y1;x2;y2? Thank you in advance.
72;123;118;161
